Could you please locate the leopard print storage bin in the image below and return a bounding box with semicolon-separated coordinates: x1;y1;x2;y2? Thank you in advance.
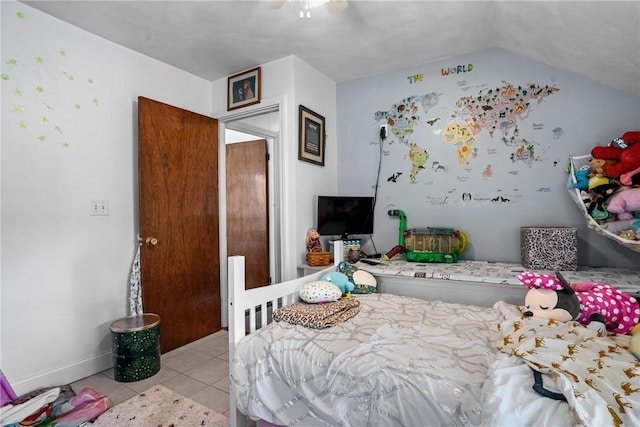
520;227;578;271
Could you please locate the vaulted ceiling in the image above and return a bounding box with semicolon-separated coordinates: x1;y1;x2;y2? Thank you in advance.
21;1;640;96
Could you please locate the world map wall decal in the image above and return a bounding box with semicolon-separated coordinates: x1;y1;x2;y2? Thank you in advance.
374;81;559;186
445;81;559;165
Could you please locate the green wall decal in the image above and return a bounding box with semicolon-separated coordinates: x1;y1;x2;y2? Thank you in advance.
3;10;102;148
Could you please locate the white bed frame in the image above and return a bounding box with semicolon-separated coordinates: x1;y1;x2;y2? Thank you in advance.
227;241;344;427
227;241;640;426
226;241;523;426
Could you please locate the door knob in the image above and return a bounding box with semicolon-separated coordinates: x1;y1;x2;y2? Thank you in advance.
145;237;158;246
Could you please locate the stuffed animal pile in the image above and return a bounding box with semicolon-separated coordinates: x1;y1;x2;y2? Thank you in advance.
575;131;640;240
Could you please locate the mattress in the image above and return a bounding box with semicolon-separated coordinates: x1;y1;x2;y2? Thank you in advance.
231;293;521;426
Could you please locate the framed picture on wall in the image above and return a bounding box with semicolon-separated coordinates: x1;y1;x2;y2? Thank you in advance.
227;66;261;111
298;105;325;166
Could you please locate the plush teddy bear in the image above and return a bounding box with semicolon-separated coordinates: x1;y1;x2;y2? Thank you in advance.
588;157;617;178
591;130;640;179
518;271;640;335
606;187;640;220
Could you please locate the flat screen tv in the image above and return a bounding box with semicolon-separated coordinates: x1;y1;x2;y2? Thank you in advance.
317;196;374;239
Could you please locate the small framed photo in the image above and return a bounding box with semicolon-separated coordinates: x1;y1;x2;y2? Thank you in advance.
227;66;261;111
298;105;325;166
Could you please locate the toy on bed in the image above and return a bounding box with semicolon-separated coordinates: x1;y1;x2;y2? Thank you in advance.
518;271;640;335
278;280;360;328
497;271;640;419
299;281;343;303
320;271;354;296
338;261;377;294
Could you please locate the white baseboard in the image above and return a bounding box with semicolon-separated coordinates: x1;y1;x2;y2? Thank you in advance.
11;350;113;396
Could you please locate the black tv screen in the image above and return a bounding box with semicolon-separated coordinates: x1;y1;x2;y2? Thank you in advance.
317;196;374;239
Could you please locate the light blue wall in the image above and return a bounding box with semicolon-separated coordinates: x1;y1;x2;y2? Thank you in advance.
337;48;640;268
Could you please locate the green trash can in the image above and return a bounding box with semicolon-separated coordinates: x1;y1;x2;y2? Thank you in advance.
110;313;161;382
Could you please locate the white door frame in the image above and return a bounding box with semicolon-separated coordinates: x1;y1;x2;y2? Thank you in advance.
216;98;283;327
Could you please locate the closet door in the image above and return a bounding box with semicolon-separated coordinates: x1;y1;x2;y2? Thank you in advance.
138;96;220;353
226;139;270;289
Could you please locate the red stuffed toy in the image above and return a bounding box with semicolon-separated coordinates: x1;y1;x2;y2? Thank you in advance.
620;165;640;186
591;131;640;179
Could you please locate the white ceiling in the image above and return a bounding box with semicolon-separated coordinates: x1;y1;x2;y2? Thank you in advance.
21;1;640;96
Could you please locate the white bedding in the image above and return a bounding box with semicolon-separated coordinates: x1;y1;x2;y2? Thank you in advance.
231;293;521;426
480;352;574;427
493;316;639;426
231;293;639;426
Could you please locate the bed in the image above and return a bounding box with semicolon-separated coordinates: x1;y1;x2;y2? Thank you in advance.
228;241;640;427
354;258;640;306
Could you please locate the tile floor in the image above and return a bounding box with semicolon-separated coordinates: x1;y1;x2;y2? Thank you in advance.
70;329;233;418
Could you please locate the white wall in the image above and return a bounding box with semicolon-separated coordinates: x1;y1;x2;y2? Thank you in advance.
2;4;339;392
1;2;211;394
337;48;640;268
292;56;338;269
211;56;338;280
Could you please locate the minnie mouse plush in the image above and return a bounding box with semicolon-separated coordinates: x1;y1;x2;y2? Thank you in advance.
518;271;639;335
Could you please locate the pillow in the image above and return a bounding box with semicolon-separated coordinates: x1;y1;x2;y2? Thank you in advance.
338;262;378;294
299;281;342;304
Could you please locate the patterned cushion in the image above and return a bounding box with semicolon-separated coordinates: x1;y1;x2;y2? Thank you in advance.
338;262;378;294
299;281;342;304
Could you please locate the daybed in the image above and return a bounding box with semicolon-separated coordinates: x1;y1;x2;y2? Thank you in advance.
228;242;640;427
355;258;640;305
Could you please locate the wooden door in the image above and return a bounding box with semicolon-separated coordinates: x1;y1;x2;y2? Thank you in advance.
138;96;220;353
226;139;270;289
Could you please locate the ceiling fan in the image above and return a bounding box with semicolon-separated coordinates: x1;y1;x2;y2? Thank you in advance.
267;0;349;18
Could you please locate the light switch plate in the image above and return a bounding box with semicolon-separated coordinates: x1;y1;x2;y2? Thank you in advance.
90;199;109;216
